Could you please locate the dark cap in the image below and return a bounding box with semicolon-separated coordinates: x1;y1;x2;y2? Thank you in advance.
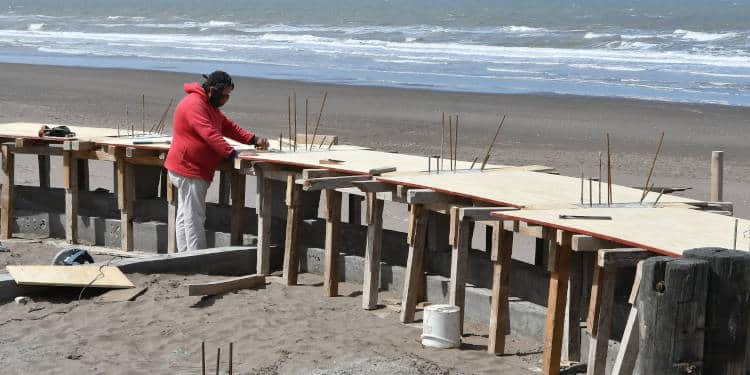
201;70;234;90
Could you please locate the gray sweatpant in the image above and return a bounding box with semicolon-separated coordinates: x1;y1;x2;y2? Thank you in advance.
168;171;209;252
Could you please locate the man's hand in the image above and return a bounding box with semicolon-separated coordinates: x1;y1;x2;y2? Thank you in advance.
254;137;270;150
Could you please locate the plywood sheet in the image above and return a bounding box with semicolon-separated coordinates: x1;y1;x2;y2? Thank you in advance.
7;265;135;288
492;207;749;257
376;169;698;207
0;122;120;140
93;135;367;152
240;149;507;175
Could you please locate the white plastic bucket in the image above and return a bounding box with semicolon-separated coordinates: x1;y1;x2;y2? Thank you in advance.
421;304;461;349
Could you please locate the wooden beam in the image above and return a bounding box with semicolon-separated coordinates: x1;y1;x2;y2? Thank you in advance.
449;207;471;335
323;189;342;297
598;248;652;268
63;140;95;152
188;274;266;296
255;167;272;275
400;204;428;323
612;261;644;375
459;207;517;222
125;147;160;158
362;192;384;310
283;173;303;285
63;151;78;244
352;180;396;193
0;144;14;239
585;260;615;375
116;149;134;251
77;159;89;191
406;189;454;204
368;166;397;175
488;222;514;354
230;172;245;245
123;156;164;166
302;175;371;191
542;230;572;375
218;171;231;205
73;150;116;161
302;169;340;179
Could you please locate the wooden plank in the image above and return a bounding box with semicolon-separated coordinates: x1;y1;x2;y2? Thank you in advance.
166;172;177;253
542;230;572;375
460;207;516;222
362;193;384;310
587;264;604;336
77;159;89;191
378;169;698;209
283;173;303;285
63;151;78;244
368;166;397;175
0;122;120;140
612;260;644;375
256;168;272;275
117;153;134;252
323;189;342;297
564;250;585;362
493;207;750;257
230;172;245;245
400;204;428;323
98;286;148;302
63;140;95;152
302;169;340;179
7;265;134;288
448;207;471;334
598;248;653;267
37;155;50;189
1;144;14;239
488;223;514;354
188;274;266;296
302;175;371;191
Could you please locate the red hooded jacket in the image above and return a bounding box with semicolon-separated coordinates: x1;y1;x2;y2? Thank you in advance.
165;83;254;181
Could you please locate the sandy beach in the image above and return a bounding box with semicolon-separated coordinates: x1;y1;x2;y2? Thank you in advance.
1;63;748;218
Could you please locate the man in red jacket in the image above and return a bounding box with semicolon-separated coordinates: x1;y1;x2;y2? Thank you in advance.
165;71;268;252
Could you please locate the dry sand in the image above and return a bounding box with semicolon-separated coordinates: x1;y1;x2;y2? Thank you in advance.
0;63;749;217
0;241;541;374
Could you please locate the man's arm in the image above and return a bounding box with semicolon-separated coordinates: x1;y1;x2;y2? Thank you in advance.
221;116;255;144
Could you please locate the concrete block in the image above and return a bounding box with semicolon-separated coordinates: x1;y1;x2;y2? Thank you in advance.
115;246;256;276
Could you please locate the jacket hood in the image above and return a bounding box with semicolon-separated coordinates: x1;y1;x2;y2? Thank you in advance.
183;82;207;98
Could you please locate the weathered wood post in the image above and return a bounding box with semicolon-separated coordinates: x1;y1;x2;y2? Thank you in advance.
711;151;723;201
637;256;709;375
684;247;750;375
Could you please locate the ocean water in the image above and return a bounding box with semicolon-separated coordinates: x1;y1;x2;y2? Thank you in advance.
1;0;749;106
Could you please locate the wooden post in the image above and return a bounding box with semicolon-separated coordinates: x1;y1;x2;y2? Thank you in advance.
400;204;428;323
159;168;167;200
63;151;79;244
219;170;231;206
229;171;245;245
255;167;272;275
166;172;177;253
711;151;723;201
488;221;514;354
116;150;134;251
362;192;384;310
585;262;615;375
542;229;572;375
684;247;750;374
323;189;342;297
77;159;89;191
38;155;50;189
637;256;708;375
448;207;471;335
348;194;363;225
0;144;14;239
283;173;302;286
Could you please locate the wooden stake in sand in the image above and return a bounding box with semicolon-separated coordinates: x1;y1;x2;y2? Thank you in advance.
229;342;233;375
440;112;445;172
201;341;206;375
293;92;298;151
310;91;328;150
305;98;309;150
449;116;454;171
606;133;612;206
287;96;292;151
640;131;664;203
480;114;506;171
215;347;221;375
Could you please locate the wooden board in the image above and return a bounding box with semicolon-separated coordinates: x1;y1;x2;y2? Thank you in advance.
188;274;266;296
7;265;135;288
93;135;366;152
377;169;698;208
0;122;120;140
492;207;750;257
240;149;509;176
